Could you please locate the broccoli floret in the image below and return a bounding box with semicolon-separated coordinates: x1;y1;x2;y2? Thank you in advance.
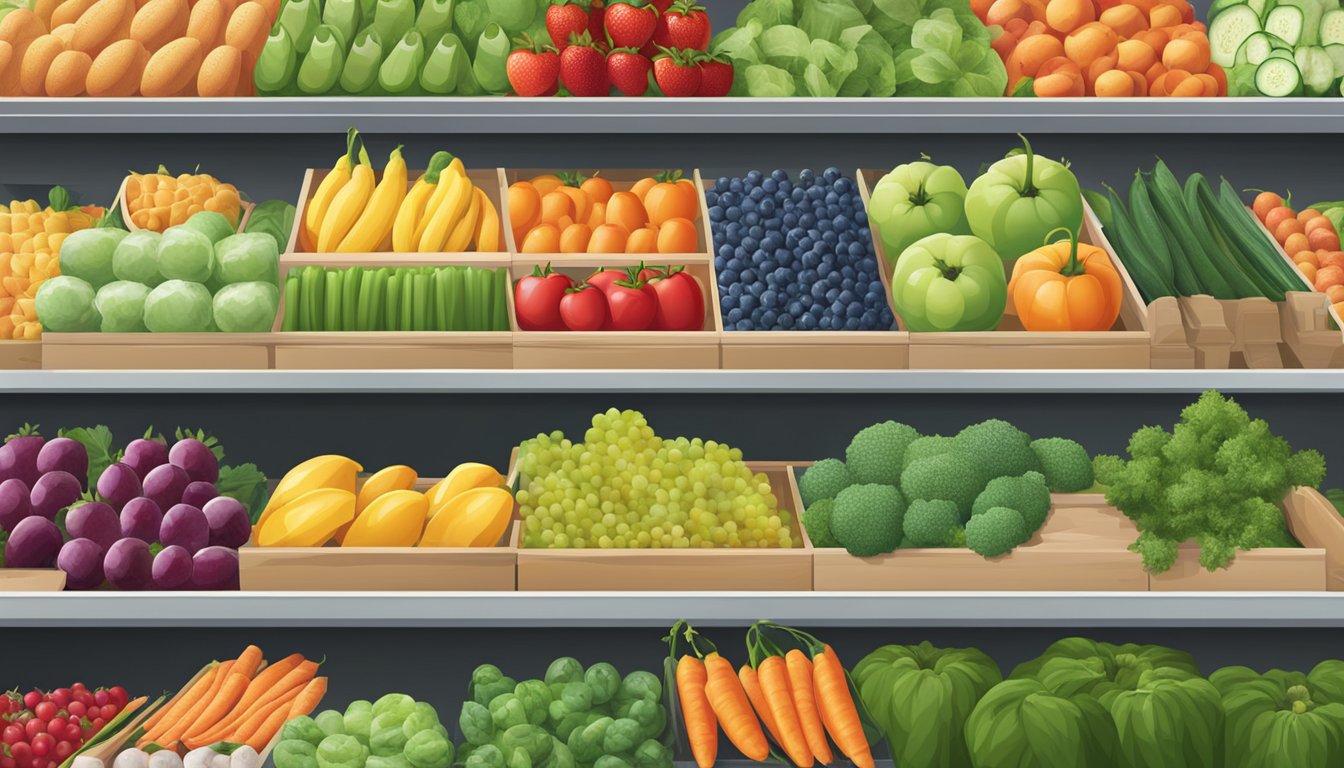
972;471;1051;531
955;419;1041;481
901;435;955;471
902;499;961;547
899;452;982;519
1031;438;1095;492
802;499;839;548
965;507;1028;558
798;459;852;507
829;483;906;557
845;421;919;486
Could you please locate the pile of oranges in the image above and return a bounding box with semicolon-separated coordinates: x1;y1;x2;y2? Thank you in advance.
1251;192;1344;317
508;171;702;256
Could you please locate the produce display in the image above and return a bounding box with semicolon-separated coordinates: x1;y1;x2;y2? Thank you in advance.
509;170;699;256
274;694;450;768
799;417;1094;557
1;683;136;768
252;457;511;547
123;170;243;233
0;187;102;340
34;209;281;334
281;265;510;332
515;408;796;549
705;167;894;332
513;264;705;332
1211;0;1344;96
1247;190;1344;314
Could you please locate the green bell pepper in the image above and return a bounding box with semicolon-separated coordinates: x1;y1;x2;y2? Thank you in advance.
297;24;345;95
964;134;1083;262
869;161;971;263
889;233;1007;332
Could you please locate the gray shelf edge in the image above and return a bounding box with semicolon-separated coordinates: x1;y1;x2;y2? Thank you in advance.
9;97;1344;134
5;592;1344;627
3;369;1344;393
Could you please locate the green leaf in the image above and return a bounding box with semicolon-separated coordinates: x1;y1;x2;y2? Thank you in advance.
910;49;958;84
174;427;225;461
911;13;961;54
56;425;115;490
217;463;270;523
244;199;297;254
1011;76;1036;96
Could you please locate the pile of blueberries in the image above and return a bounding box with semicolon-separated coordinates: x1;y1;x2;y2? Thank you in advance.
705;167;896;332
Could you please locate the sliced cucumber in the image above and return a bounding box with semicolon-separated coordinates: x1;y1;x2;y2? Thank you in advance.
1296;45;1336;95
1210;6;1264;67
1325;43;1344;78
1264;48;1296;61
1322;8;1344;45
1264;5;1305;46
1235;31;1274;66
1255;56;1304;95
1207;0;1246;21
1249;0;1277;21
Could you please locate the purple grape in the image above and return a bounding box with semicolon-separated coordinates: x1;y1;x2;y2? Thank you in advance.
29;471;81;520
96;462;142;511
36;438;88;489
58;538;105;590
4;515;62;568
122;438;169;481
203;496;250;549
169;439;219;484
103;538;153;590
191;546;239;590
0;433;44;487
142;463;190;510
0;478;30;533
160;503;208;553
181;481;218;509
151;544;194;590
119;497;163;543
65;501;120;552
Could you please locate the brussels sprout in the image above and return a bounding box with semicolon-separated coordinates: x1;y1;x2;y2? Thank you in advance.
616;671;661;704
619;700;665;742
592;756;632;768
94;280;150;332
181;210;237;244
498;724;553;765
566;717;612;763
344;700;374;745
367;755;410;768
212;280;278;332
35;275;100;331
403;701;441;739
584;664;621;706
463;744;503;768
505;748;531;768
156;226;215;283
143;279;212;332
274;739;319;768
514;681;552;726
473;674;517;707
214;232;280;285
60;228;127;288
559;683;592;714
459;701;495;747
545;658;584;686
112;230;163;286
282;715;328;746
538;740;574;768
371;711;411;756
631;740;672;768
315;709;346;738
403;728;452;768
602;719;642;756
315;734;368;768
489;694;529;731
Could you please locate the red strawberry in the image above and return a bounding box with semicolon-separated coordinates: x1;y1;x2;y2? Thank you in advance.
653;0;709;51
561;31;611;96
607;47;651;96
507;34;560;96
588;0;607;43
652;46;700;97
650;0;673;11
546;0;590;52
696;54;733;96
604;0;658;50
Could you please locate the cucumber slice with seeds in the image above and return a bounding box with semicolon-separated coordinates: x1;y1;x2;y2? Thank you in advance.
1255;56;1303;95
1210;6;1264;68
1264;5;1304;46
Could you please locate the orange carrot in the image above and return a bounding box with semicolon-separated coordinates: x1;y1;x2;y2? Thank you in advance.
140;662;218;734
224;687;302;744
180;671;250;743
739;665;783;747
785;650;834;764
184;653;304;746
757;656;813;767
233;644;264;678
246;677;325;751
812;646;873;768
143;660;234;748
703;653;768;762
678;656;718;768
285;676;328;719
190;660;318;747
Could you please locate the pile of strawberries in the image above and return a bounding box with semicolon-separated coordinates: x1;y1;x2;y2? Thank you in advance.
506;0;732;97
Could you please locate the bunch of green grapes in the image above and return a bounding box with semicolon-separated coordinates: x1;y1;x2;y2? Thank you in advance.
515;408;794;549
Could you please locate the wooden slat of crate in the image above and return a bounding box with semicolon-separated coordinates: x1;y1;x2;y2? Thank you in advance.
0;341;41;370
0;568;65;591
1283;486;1344;591
41;332;273;369
1244;205;1344;368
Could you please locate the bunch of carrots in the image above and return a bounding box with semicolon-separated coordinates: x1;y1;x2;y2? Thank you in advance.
669;620;874;768
137;645;327;753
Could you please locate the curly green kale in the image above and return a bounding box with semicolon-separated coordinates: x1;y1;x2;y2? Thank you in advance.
798;459;852;507
1105;390;1326;573
845;421;919;486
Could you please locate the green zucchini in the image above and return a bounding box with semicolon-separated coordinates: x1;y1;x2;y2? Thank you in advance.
1147;162;1239;298
323;269;342;331
385;270;402;330
341;266;362;332
356;268;376;331
1183;172;1276;298
400;269;415;330
281;273;300;331
492;268;510;331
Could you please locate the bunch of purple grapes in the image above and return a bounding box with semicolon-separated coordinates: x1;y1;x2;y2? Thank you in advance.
0;427;249;590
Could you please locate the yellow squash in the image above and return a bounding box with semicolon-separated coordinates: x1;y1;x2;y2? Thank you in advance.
256;488;356;547
426;462;504;519
337;145;407;252
342;489;429;547
419;486;513;547
253;454;362;539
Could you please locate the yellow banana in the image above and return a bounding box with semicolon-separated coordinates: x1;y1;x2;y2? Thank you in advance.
318;155;375;252
303;128;362;252
412;166;461;247
443;187;482;252
392;151;455;253
472;188;500;252
253;454;363;540
337;145;408;252
445;156;465;178
416;173;473;253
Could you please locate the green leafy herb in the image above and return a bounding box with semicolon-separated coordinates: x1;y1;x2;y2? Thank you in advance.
217;463;270;522
56;425;116;490
244;200;297;254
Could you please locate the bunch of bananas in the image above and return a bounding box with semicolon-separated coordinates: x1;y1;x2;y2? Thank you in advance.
300;129;501;255
0;187;102;340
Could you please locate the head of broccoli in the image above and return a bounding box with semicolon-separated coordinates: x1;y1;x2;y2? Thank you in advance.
955;419;1041;481
965;506;1029;558
845;421;919;486
829;483;906;557
973;471;1051;532
901;435;956;472
900;451;983;519
1031;437;1095;492
802;498;839;549
902;499;962;547
798;459;852;507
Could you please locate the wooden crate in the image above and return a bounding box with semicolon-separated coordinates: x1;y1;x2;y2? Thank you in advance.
270;258;514;369
1246;206;1344;368
513;460;812;591
1284;487;1344;591
0;568;65;591
509;259;721;369
41;332;273;369
117;174;255;234
0;341;41;370
717;169;909;370
861;170;1150;369
499;168;710;266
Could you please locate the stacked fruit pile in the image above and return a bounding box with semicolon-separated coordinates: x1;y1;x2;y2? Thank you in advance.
0;188;102;341
1;684;132;768
514;264;705;332
510;170;700;255
123;168;243;232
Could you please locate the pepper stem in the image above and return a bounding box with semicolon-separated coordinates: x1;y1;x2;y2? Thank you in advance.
1017;133;1038;198
1045;226;1084;277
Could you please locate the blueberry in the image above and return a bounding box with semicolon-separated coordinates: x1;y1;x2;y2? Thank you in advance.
726;206;742;222
718;192;737;208
727;255;744;271
823;167;841;183
727;307;743;323
764;217;782;230
842;278;856;292
826;287;840;303
735;319;753;331
825;191;839;206
810;282;828;299
720;269;739;286
747;170;763;185
746;186;764;202
762;178;778;194
828;272;843;288
778;312;795;328
785;282;801;298
717;243;732;259
855;210;869;226
741;236;758;252
749;282;766;298
808;186;825;201
761;310;778;327
740;294;758;312
758;198;776;216
771;169;788;182
782;212;799;228
799;169;815;184
715;177;729;192
743;211;760;226
778;180;792;194
832;215;850;231
761;234;781;252
801;294;814;309
798;313;816;330
842;265;856;279
848;242;866;258
813;241;831;256
729;179;743;193
709;206;725;222
791;188;805;203
799;213;816;229
727;282;743;298
741;268;757;284
819;316;833;330
748;225;765;240
845;317;860;330
715;256;726;271
839;289;855;304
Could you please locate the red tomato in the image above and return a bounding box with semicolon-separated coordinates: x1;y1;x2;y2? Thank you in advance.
25;719;44;741
649;269;705;331
104;688;127;710
586;268;629;294
32;704;55;723
606;281;657;331
30;734;53;758
636;265;664;282
514;263;574;331
559;284;609;331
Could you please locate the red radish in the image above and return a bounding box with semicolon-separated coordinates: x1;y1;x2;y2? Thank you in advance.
653;46;701;96
0;424;44;488
607;47;651;95
507;34;560;96
560;31;610;95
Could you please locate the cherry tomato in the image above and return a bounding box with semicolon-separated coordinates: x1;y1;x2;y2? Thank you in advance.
2;724;23;745
30;734;52;758
24;719;44;741
62;724;79;743
605;280;657;331
647;268;705;331
47;691;68;710
52;743;72;762
105;688;127;709
97;705;116;722
513;263;574;331
558;284;609;331
89;718;105;732
1;754;16;768
44;720;64;738
586;268;629;294
21;694;40;711
91;691;107;708
31;705;54;725
65;702;84;720
10;741;32;764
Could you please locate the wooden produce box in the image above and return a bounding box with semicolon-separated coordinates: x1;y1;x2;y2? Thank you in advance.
509;259;721;369
500;168;711;267
117;175;256;235
716;170;908;370
1246;207;1344;368
513;460;813;591
1148;488;1334;591
0;568;65;591
861;170;1149;369
42;332;274;369
0;341;41;370
791;465;1147;591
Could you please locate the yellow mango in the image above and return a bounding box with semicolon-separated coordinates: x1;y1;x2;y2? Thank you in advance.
332;464;419;544
255;488;355;547
425;462;504;519
342;489;428;548
253;454;362;539
419;486;513;548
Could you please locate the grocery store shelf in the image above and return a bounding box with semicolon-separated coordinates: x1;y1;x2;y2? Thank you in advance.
9;98;1344;134
5;368;1344;393
5;592;1344;627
